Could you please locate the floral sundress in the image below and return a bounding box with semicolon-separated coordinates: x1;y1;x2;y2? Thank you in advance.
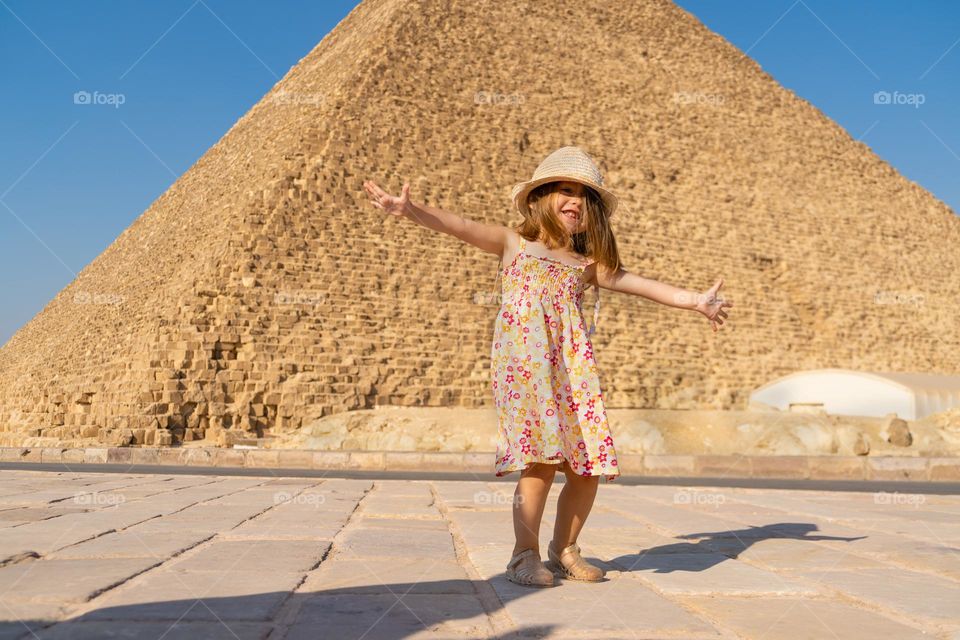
490;235;620;482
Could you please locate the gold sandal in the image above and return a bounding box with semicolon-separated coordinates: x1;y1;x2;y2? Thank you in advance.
546;541;605;582
505;548;557;588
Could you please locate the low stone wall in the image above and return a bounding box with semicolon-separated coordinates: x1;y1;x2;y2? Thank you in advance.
2;447;958;482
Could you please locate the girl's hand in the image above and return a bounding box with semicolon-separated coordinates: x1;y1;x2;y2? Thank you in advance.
364;180;413;218
694;278;733;332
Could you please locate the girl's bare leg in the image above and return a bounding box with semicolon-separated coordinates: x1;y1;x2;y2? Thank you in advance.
511;462;558;557
552;459;600;548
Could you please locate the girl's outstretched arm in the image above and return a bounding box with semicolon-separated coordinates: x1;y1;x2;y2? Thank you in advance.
363;180;507;257
597;266;733;332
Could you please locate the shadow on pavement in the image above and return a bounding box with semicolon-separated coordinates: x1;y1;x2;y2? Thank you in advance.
0;580;560;640
0;524;872;639
607;522;868;573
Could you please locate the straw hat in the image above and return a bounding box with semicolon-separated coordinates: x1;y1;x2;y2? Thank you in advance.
510;146;618;218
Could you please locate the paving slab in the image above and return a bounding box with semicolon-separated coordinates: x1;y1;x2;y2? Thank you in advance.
47;530;213;560
301;556;474;595
335;525;459;561
285;593;495;639
0;557;161;604
612;552;822;596
0;469;956;640
31;620;272;640
76;570;303;622
792;566;960;631
0;601;69;640
165;540;329;573
731;536;890;571
682;596;933;639
485;572;725;638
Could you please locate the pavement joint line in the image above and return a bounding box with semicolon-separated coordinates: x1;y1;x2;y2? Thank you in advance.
562;496;755;637
629;491;955;636
0;515;93;637
3;472;958;637
430;480;516;636
1;476;225;533
282;479;447;639
334;481;446;639
764;563;948;635
529;475;690;638
659;501;882;639
0;552;41;569
583;496;795;623
704;493;960;583
34;477;282;637
44;475;174;505
53;477;301;637
267;478;374;636
0;598;44;640
104;476;224;501
109;477;270;535
2;473;159;503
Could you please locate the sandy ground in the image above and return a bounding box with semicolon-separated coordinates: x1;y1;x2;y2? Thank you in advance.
264;406;960;457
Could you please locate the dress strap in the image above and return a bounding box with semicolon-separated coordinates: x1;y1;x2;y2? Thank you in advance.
519;236;526;254
582;259;600;337
588;283;601;337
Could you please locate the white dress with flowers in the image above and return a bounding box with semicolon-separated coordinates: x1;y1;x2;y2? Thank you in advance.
490;236;620;482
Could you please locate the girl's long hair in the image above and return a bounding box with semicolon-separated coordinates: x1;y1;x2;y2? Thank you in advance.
514;181;622;273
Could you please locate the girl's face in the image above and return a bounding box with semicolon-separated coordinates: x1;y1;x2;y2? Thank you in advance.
552;180;587;234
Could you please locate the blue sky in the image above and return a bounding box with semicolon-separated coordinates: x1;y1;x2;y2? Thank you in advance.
1;1;957;346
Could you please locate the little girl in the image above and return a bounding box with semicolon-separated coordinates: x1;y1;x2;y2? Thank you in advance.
363;146;731;588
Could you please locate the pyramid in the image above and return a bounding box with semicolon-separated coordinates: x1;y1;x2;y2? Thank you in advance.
1;0;958;448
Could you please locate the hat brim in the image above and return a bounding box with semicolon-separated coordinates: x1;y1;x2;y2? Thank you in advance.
511;175;618;219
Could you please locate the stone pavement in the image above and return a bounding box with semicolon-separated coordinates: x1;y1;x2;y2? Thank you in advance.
0;469;958;639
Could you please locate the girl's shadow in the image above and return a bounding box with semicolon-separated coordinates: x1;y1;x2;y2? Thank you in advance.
607;522;867;574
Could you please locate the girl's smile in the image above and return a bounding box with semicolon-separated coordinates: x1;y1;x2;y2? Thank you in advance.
554;181;587;233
